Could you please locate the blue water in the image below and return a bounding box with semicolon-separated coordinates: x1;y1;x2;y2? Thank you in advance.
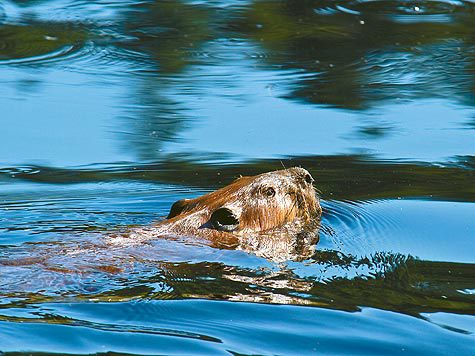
1;0;474;354
1;301;473;355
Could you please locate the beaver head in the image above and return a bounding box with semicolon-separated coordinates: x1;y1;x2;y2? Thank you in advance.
163;167;321;236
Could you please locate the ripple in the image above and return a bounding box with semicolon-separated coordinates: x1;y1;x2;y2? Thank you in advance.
0;310;222;343
321;199;399;256
0;44;78;65
336;0;472;23
0;23;86;65
57;41;152;75
0;22;152;75
0;0;143;24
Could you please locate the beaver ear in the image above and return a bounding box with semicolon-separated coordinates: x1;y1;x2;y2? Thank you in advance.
210;207;239;232
167;199;190;219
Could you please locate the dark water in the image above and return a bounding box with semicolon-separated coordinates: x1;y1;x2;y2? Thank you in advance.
1;0;475;354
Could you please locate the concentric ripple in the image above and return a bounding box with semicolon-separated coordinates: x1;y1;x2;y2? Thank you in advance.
320;199;400;256
0;22;153;76
0;24;85;65
333;0;472;22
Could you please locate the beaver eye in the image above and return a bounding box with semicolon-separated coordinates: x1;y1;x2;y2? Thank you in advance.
304;173;313;184
264;187;276;197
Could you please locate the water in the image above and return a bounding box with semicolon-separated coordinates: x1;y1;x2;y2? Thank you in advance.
1;0;474;354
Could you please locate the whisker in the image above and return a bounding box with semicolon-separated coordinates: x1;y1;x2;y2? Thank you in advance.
313;185;322;196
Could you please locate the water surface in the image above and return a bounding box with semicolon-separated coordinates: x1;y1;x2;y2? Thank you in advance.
1;0;474;354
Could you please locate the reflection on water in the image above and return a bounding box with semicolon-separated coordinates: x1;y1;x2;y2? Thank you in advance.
1;0;475;354
0;23;83;64
1;188;474;314
237;0;475;108
2;0;475;164
1;163;475;353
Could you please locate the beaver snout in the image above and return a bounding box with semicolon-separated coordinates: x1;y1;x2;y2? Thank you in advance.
287;167;315;186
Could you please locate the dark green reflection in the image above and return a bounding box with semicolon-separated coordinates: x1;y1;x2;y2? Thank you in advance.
3;154;474;202
1;249;474;319
112;0;475;158
114;1;212;160
120;1;211;73
0;23;85;62
234;0;475;108
3;0;475;161
161;253;475;317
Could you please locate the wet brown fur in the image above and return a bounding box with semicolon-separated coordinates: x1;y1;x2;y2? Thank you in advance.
154;167;322;249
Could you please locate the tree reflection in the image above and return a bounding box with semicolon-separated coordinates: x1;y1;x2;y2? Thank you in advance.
2;0;475;339
159;251;475;317
115;0;475;157
236;0;475;109
120;1;210;73
4;0;475;160
1;245;474;319
113;0;211;160
0;23;85;62
6;154;475;202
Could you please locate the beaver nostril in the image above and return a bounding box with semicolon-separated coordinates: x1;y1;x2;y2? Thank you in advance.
304;173;314;184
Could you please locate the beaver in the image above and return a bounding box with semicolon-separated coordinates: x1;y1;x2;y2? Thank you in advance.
1;168;322;274
127;167;322;261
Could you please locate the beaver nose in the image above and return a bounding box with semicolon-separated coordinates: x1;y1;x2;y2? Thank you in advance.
304;173;314;184
289;167;314;185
